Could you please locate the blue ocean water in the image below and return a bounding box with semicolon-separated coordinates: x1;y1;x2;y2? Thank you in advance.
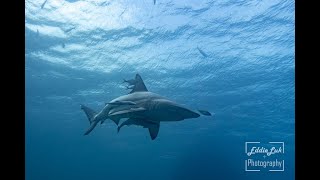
25;0;295;180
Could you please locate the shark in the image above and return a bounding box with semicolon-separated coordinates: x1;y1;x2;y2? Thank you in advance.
80;74;211;140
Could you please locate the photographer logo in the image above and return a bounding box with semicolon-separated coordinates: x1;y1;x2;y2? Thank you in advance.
245;142;284;172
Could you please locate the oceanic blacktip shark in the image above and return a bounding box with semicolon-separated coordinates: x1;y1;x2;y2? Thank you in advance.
80;74;211;140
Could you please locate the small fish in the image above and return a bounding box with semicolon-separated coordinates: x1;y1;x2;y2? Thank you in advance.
100;1;110;6
36;29;39;36
123;78;136;85
64;27;76;33
154;0;156;5
197;46;209;58
62;43;65;48
41;0;48;9
106;100;137;106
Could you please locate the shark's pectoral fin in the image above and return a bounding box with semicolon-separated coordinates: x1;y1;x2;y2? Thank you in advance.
198;110;212;116
117;118;160;140
117;118;135;133
148;122;160;140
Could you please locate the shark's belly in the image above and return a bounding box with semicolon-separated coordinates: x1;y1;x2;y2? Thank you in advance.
143;110;185;122
143;107;200;122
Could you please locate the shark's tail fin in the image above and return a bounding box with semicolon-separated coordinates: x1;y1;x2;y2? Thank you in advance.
80;104;97;124
80;104;99;135
84;121;99;135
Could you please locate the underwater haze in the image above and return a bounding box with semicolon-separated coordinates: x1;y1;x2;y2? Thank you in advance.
25;0;295;180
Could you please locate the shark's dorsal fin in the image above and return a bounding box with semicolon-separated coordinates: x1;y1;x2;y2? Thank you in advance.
125;74;148;94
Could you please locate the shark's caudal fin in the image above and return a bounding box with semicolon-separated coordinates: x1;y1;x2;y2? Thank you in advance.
80;104;99;135
84;121;99;135
80;104;97;124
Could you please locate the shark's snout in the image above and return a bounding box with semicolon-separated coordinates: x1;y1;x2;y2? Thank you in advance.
182;109;200;118
169;105;200;119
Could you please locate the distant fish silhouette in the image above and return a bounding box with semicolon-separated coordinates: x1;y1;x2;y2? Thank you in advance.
197;46;208;58
36;29;39;37
154;0;156;5
119;7;127;17
64;27;76;33
41;0;48;9
62;43;65;48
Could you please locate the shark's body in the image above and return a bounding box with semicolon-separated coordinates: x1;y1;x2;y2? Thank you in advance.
80;74;211;140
